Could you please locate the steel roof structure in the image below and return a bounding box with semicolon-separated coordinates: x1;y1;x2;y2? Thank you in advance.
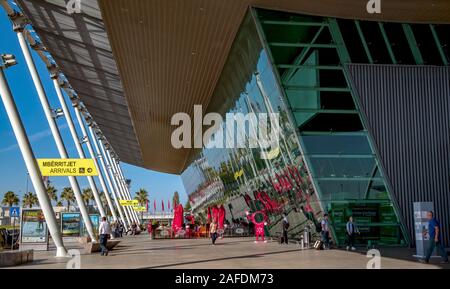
13;0;450;173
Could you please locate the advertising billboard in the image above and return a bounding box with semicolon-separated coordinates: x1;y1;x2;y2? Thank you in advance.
61;212;81;237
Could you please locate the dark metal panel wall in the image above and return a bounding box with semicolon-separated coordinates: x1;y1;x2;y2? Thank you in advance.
347;64;450;246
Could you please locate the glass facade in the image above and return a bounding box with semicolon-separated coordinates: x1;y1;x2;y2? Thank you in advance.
180;8;434;246
255;9;407;246
181;13;324;241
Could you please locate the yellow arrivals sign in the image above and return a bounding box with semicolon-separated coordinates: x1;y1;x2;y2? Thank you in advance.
133;206;147;212
37;159;98;177
119;200;139;206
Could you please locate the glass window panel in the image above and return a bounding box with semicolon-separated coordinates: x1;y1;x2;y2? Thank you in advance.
310;157;377;178
303;135;372;155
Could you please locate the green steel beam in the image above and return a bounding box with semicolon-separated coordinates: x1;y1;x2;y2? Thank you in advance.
269;42;337;48
333;222;400;227
327;18;351;63
300;131;368;136
430;24;449;65
278;64;342;70
284;85;350;92
283;26;325;83
330;200;391;204
316;177;384;182
354;20;374;64
261;20;328;27
307;154;375;158
402;24;424;65
292;108;358;114
378;22;397;64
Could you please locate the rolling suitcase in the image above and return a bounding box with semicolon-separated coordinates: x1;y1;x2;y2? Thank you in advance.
314;240;323;250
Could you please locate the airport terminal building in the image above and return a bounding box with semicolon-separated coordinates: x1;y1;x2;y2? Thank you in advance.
6;1;450;247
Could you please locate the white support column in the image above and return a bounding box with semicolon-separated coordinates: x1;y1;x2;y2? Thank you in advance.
82;120;118;221
88;126;124;223
113;158;139;224
0;55;68;257
107;150;138;225
115;159;141;224
52;77;107;220
72;106;107;218
16;30;97;242
99;140;132;228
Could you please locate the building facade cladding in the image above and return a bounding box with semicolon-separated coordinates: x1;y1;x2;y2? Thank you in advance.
181;8;450;246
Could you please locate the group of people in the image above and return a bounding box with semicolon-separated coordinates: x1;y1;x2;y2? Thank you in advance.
97;218;142;256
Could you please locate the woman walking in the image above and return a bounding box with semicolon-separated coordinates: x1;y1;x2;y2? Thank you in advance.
210;220;218;245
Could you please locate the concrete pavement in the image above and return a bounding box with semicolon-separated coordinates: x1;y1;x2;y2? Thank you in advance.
4;235;449;269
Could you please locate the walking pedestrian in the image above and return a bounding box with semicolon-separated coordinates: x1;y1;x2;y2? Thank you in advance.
210;220;218;245
99;216;111;256
421;211;449;264
346;216;359;251
321;214;331;249
280;213;289;244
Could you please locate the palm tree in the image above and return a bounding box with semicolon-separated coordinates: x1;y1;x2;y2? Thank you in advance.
56;200;63;207
173;191;180;207
60;187;75;211
46;185;58;203
22;192;38;208
135;188;148;220
2;191;19;207
82;188;94;211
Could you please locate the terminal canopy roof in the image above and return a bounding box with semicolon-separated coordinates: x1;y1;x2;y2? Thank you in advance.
16;0;450;173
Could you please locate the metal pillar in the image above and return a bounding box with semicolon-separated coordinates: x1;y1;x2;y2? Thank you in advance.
80;118;118;222
51;77;107;220
115;160;140;224
115;159;141;224
15;29;97;242
88;126;124;224
0;55;68;257
107;150;139;225
72;105;107;218
98;140;132;228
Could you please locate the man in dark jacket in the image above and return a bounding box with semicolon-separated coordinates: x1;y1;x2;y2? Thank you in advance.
280;213;289;244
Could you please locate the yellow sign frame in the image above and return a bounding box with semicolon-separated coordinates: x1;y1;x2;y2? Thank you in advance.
37;159;98;176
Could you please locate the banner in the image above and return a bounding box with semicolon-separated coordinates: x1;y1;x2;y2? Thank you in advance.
37;159;98;176
61;212;81;237
119;200;139;206
20;209;48;243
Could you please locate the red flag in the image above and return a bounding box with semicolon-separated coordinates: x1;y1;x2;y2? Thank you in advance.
168;200;171;210
153;199;156;212
162;200;165;212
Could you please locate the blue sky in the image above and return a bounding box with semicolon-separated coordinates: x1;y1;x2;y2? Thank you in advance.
0;11;186;208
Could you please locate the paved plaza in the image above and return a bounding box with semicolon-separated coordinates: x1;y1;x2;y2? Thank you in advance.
5;235;449;269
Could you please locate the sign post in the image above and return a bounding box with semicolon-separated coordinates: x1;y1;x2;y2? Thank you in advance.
413;202;435;259
10;207;19;251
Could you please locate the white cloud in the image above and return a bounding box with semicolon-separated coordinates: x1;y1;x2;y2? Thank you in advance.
0;123;69;153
